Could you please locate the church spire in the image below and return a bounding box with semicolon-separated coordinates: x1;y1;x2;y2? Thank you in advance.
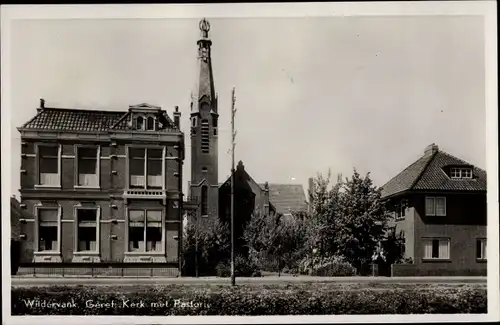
191;18;217;115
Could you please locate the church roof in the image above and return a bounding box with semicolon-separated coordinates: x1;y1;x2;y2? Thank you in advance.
381;143;487;199
219;161;308;216
260;184;308;215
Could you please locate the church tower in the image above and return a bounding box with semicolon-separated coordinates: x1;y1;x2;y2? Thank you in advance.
190;18;219;220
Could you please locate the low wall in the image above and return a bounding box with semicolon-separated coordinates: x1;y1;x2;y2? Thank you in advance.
392;263;487;276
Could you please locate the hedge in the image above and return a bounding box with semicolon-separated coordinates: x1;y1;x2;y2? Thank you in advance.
12;284;486;315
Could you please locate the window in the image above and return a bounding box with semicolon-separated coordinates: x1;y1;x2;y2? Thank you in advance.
476;239;487;260
212;116;217;128
129;148;145;188
450;167;473;179
396;202;406;220
201;119;210;153
77;147;99;187
128;209;163;252
129;148;164;189
425;197;446;216
147;149;163;189
423;238;450;260
201;185;208;216
76;209;98;252
38;145;60;186
146;117;155;131
202;167;208;173
38;208;59;252
136;116;145;130
192;117;197;127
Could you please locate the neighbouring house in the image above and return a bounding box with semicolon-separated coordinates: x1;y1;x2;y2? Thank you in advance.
11;196;24;275
381;143;487;276
17;100;185;276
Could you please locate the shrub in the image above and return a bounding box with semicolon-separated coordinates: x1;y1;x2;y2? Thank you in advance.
216;255;261;278
11;284;486;315
299;255;356;276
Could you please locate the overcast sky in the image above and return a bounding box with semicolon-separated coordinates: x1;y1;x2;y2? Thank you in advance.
8;16;486;196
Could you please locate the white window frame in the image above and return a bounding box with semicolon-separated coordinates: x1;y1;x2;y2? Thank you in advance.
425;197;446;216
35;143;61;188
136;116;145;131
124;207;165;255
396;200;407;221
73;205;101;256
126;146;166;190
423;237;451;260
476;238;487;260
74;145;101;189
450;167;473;179
146;116;156;131
33;203;62;255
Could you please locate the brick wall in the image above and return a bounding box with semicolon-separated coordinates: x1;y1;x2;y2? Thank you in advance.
392;263;486;276
18;136;183;268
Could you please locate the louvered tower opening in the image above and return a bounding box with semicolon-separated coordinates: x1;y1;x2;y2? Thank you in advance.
201;119;210;153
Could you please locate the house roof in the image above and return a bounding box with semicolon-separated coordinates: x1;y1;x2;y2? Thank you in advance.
19;103;177;133
259;183;308;215
381;144;487;198
20;107;126;132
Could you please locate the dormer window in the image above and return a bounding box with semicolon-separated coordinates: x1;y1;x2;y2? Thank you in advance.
146;116;155;131
450;167;473;179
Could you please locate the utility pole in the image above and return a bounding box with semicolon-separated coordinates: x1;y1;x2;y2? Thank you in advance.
230;87;237;287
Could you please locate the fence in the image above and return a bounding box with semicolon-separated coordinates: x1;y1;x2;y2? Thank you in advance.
16;262;180;278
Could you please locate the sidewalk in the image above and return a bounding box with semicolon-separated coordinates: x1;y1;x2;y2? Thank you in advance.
11;275;487;287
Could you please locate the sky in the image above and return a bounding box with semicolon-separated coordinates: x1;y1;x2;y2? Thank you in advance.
8;16;486;196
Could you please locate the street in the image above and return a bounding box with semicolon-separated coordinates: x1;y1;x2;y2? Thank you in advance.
11;275;486;287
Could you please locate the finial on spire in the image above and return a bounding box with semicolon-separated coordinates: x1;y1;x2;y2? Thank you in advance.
199;18;210;38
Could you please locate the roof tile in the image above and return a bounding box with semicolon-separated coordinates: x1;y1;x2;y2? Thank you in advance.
381;146;486;198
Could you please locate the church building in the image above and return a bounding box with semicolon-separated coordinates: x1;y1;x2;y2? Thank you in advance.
186;19;308;230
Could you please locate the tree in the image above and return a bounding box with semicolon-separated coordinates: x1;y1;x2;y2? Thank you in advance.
334;169;387;275
182;218;230;276
304;171;343;257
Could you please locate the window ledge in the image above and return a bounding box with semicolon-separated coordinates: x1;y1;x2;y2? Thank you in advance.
125;252;166;256
74;185;100;190
34;251;61;256
201;215;209;218
422;258;452;263
476;258;487;263
73;251;100;256
35;185;61;189
425;215;447;217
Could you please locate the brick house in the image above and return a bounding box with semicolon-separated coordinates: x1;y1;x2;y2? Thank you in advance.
16;101;185;276
381;144;487;276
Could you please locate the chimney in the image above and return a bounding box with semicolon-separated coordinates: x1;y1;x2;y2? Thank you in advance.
308;177;314;199
173;106;181;129
424;143;439;155
37;98;45;113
